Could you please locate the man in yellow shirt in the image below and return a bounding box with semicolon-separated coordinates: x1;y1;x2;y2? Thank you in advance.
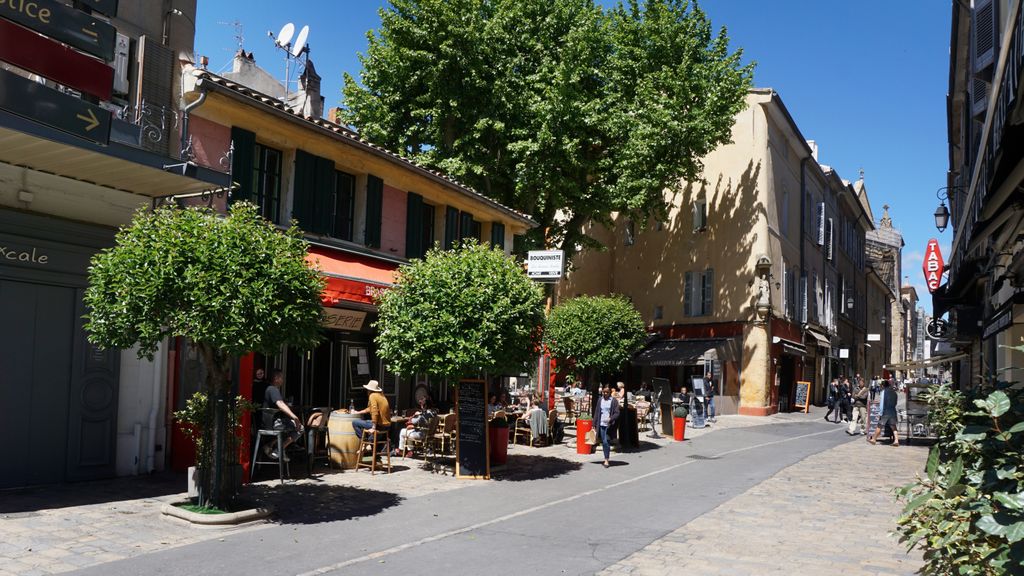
353;380;391;439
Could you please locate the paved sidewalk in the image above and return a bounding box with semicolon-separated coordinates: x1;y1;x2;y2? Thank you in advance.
598;439;927;575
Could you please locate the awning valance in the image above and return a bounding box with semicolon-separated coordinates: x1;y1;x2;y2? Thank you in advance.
805;330;831;348
885;351;969;371
633;339;727;367
306;246;397;306
773;336;806;356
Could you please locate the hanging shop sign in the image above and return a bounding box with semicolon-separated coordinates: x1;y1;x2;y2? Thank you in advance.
923;238;944;293
927;318;952;340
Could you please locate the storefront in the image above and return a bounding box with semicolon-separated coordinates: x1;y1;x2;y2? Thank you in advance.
0;208;120;489
631;337;741;415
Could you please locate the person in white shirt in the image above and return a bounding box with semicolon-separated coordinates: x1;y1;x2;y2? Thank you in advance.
592;385;620;468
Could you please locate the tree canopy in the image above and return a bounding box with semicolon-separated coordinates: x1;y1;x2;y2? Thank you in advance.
543;295;646;380
374;240;545;381
84;202;324;387
342;0;754;262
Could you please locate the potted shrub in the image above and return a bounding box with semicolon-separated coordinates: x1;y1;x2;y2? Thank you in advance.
673;405;689;441
576;412;595;454
489;415;509;465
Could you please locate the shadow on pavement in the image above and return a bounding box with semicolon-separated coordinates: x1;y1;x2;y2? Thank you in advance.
0;471;185;514
492;455;582;482
246;483;402;525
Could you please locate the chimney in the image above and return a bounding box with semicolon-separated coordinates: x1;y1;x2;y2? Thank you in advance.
287;59;324;119
806;140;818;161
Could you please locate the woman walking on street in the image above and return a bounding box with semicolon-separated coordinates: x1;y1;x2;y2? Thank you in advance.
824;378;840;423
593;385;620;468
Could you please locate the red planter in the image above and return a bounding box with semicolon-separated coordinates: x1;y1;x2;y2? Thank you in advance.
576;418;594;454
489;425;508;465
673;417;687;441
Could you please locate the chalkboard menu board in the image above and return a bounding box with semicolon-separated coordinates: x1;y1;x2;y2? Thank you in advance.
456;379;489;479
793;381;811;413
865;400;881;438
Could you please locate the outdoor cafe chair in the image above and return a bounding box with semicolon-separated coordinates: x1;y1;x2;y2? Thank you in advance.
434;413;456;454
562;397;576;425
305;407;333;475
406;414;440;464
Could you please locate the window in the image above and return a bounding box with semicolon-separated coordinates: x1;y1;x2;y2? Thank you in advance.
825;217;834;260
811;272;820;323
784;267;797;320
654;305;663;320
444;206;459;249
693;199;707;232
839;274;847;317
684;268;714;317
334;171;355;241
816;202;825;245
624;219;635;245
799;272;808;324
293;149;335;235
490;222;505;250
229;127;283;223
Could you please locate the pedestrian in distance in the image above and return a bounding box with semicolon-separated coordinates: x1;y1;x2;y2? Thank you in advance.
593;384;620;468
868;379;900;447
824;378;841;423
847;378;869;435
839;377;853;423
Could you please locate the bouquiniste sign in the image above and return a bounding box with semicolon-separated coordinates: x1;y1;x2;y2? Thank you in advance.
923;238;944;293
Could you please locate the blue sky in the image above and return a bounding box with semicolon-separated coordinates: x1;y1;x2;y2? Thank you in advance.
195;1;951;311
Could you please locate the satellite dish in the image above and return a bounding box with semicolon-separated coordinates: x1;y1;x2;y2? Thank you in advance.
275;23;295;47
292;25;309;57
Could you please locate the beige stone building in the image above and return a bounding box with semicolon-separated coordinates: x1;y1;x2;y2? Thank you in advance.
560;89;887;415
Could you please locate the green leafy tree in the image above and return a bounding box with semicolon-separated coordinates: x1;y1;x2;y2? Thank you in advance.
375;240;545;381
342;0;754;263
542;295;646;391
84;202;323;508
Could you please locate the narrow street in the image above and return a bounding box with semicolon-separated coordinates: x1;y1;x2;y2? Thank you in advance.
2;414;925;576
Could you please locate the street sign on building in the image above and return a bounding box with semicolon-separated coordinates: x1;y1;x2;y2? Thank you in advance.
0;18;113;100
923;238;944;293
527;250;564;281
0;68;111;145
927;318;951;340
0;0;116;61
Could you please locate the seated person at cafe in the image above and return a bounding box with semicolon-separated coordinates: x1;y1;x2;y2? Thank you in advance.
498;392;512;410
517;392;548;445
263;370;303;461
487;394;501;418
352;380;391;440
571;381;586;398
395;395;436;457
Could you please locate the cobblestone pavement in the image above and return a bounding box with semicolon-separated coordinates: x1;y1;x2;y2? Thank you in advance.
0;407;921;576
598;439;928;576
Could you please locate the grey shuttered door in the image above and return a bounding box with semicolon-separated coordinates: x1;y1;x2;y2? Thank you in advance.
65;289;119;482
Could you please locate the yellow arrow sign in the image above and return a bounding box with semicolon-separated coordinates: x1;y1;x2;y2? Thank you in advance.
76;109;100;131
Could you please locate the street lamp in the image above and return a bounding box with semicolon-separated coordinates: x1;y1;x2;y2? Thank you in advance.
847;297;854;311
934;187;953;233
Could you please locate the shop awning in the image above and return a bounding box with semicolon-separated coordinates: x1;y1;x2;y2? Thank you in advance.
633;339;727;367
805;330;831;348
884;351;969;371
773;336;807;356
306;245;397;306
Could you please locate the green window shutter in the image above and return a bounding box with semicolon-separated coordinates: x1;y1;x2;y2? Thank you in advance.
314;155;335;235
459;211;474;242
406;192;423;259
490;222;505;249
229;127;255;204
365;174;383;248
702;268;714;316
444;206;459;249
684;271;693;317
293;149;316;228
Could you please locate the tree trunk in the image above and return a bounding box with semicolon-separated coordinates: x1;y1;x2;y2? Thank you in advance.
197;343;234;510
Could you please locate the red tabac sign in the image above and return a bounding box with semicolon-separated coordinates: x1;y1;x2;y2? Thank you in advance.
923;238;944;293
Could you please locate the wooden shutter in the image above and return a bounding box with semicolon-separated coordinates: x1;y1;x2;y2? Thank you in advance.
490;222;505;249
135;36;173;156
406;192;424;259
229;127;256;205
460;211;475;242
825;218;834;260
702;268;714;316
799;272;808;324
444;206;459;249
293;150;316;228
973;0;997;73
334;171;355;241
314;155;335;235
684;271;694;317
816;203;825;245
365;175;383;248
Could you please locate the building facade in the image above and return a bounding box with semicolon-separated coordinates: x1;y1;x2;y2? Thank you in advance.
940;0;1024;390
560;90;884;416
0;1;230;488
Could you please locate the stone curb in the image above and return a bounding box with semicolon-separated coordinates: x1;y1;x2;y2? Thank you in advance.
160;502;274;527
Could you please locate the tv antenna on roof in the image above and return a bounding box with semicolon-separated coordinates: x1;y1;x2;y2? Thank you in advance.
268;23;311;98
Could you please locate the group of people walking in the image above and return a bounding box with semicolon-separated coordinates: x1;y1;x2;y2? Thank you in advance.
823;374;900;446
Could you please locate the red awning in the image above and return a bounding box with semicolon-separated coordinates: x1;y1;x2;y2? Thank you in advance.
305;246;398;306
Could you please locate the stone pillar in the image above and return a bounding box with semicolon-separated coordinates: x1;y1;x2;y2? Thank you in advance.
740;321;772;415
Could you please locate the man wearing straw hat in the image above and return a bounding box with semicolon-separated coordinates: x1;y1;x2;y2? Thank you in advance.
352;380;392;440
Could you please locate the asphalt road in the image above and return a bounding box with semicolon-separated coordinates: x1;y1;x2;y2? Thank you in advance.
71;420;849;576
